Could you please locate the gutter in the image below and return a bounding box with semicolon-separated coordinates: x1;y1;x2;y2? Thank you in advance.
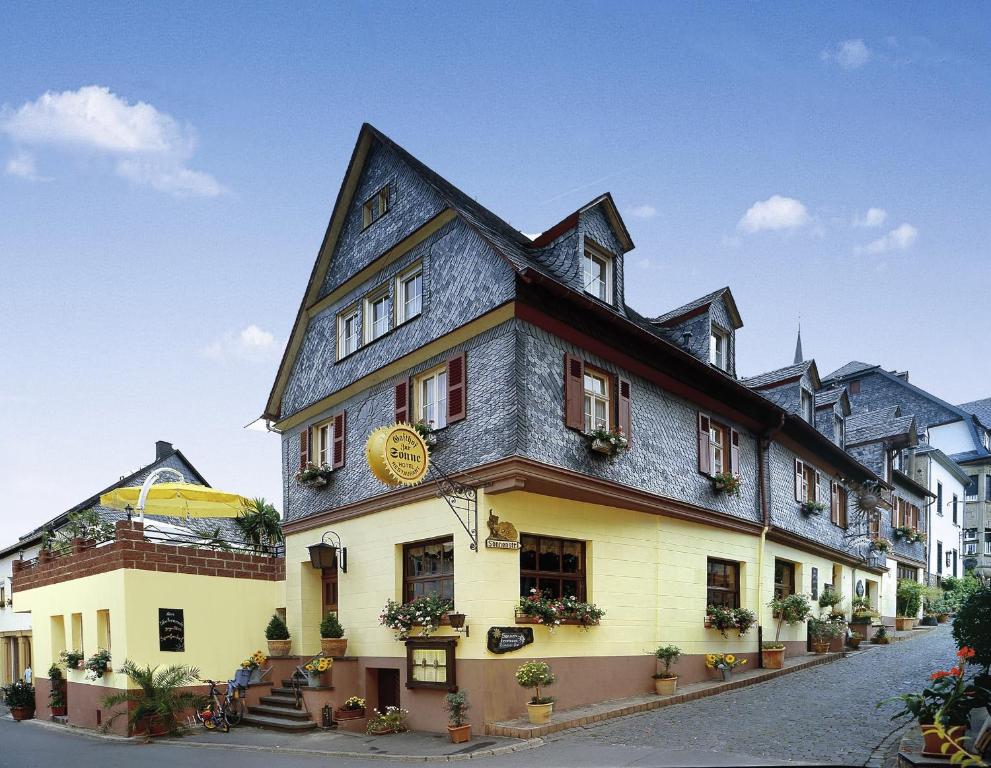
756;413;785;668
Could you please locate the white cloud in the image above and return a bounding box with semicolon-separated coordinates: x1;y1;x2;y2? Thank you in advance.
738;195;810;233
4;150;48;181
854;207;888;228
822;39;872;70
855;223;919;255
628;204;657;219
0;85;225;197
201;325;279;362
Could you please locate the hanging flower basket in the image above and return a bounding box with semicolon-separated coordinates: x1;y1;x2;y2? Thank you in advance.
586;428;628;457
296;463;334;488
870;537;892;554
712;472;742;497
800;500;826;515
412;420;438;447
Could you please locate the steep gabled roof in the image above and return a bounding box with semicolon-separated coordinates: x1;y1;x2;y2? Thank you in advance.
741;360;820;391
822;360;879;381
651;287;743;330
528;193;634;252
845;406;917;447
960;398;991;430
815;387;849;414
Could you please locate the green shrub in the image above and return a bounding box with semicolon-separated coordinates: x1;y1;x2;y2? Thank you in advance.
896;579;924;617
515;661;555;704
444;691;469;726
265;614;291;640
320;612;344;639
650;645;682;678
952;587;991;671
768;594;813;641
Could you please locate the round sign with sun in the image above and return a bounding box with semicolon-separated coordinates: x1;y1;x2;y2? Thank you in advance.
366;424;430;487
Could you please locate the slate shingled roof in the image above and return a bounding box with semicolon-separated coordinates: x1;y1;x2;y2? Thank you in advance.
822;361;879;381
960;398;991;430
845;406;916;446
740;361;815;389
651;287;742;328
815;388;847;408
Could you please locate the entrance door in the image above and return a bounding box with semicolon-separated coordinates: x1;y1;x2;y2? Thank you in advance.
377;669;400;711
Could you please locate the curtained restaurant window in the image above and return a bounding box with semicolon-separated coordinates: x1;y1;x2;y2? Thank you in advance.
520;534;585;599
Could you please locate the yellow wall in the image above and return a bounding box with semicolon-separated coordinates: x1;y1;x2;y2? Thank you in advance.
15;569;282;688
285;489;869;660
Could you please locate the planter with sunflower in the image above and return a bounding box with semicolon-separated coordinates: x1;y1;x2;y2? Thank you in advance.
303;655;333;686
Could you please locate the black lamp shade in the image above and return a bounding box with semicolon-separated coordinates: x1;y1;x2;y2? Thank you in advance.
308;543;337;570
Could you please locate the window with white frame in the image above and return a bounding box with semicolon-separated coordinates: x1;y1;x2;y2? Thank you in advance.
709;328;729;371
337;306;360;359
583;369;610;432
965;528;978;541
395;264;423;324
415;366;447;430
314;420;333;467
364;290;390;343
582;245;611;302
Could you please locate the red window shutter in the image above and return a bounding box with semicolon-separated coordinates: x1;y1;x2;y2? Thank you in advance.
564;353;585;430
698;414;712;475
617;377;632;444
332;411;346;469
299;428;310;470
446;352;466;423
395;380;409;424
794;459;804;502
729;429;740;476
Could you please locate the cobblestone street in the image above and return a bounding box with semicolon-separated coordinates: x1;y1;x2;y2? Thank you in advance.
544;627;956;766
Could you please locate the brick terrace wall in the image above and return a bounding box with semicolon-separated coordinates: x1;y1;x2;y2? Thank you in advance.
12;520;284;592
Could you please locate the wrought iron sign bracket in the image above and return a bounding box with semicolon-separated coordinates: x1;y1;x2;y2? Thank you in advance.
428;459;478;552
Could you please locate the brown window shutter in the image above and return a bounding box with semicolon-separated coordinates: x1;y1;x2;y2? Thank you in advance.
564;353;585;430
892;499;898;527
446;352;466;423
698;413;712;475
814;470;822;503
729;429;740;475
794;459;804;502
332;411;346;469
617;377;632;444
395;380;409;424
299;428;310;470
830;482;838;524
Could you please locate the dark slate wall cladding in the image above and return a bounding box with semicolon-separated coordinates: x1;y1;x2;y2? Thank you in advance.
318;141;446;299
760;382;799;413
530;229;579;284
515;321;762;523
844;371;957;431
660;314;710;366
815;405;840;444
892;483;928;562
282;321;519;522
848;443;884;478
282;218;517;417
578;205;627;316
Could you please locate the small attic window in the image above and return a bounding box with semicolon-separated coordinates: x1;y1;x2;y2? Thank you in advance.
709;327;730;372
800;389;814;423
362;185;390;229
582;243;613;303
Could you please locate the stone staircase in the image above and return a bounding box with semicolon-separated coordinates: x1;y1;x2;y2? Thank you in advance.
241;676;318;732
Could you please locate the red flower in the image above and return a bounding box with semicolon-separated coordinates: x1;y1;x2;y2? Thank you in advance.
957;647;976;660
931;670;954;681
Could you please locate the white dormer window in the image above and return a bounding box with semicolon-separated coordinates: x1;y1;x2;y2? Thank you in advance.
709;328;729;371
582;245;612;303
800;389;813;423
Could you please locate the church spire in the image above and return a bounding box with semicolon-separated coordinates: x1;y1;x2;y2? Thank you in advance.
794;321;803;365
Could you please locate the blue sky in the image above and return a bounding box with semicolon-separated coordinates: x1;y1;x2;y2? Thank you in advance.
2;2;989;533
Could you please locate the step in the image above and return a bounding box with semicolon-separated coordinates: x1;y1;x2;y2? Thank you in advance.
240;713;317;732
248;704;313;720
269;687;304;697
259;695;302;709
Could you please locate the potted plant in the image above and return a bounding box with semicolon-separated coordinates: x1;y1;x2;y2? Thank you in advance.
295;462;334;488
3;680;35;721
320;612;348;657
444;691;471;743
413;419;438;447
516;590;606;631
380;595;452;639
303;655;332;686
101;660;205;738
650;645;681;695
60;649;84;670
586;427;629;456
870;537;892;554
800;499;826;515
807;617;842;653
84;649;112;681
871;625;890;644
705;605;756;638
49;664;67;716
366;706;409;735
765;593;813;668
239;650;267;684
850;597;877;633
335;696;366;721
881;647;987;758
705;653;747;682
516;661;555;725
896;579;924;631
711;472;741;497
265;614;292;657
847;631;863;649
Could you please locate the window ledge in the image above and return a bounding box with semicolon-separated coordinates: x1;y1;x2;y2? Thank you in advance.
514;615;599;627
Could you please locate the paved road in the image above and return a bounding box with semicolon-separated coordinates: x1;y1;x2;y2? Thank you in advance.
0;629;955;768
546;627;957;766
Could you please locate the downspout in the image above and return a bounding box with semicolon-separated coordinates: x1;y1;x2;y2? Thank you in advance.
756;413;785;667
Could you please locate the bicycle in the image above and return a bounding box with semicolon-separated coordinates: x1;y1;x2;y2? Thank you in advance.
195;678;243;731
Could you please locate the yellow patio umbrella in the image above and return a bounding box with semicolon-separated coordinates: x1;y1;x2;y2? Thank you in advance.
100;482;251;519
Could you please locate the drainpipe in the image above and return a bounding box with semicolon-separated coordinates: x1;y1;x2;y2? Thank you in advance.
755;414;785;668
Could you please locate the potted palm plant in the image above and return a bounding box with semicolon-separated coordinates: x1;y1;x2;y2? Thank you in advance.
650;645;681;695
3;680;35;721
516;661;555;725
444;691;471;743
764;593;813;669
320;612;347;657
49;664;67;716
101;661;205;737
265;614;292;657
233;498;284;552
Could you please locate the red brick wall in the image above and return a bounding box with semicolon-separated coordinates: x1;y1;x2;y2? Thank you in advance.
13;521;284;592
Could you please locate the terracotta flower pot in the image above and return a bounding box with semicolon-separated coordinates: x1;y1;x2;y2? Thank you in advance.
921;724;966;758
321;637;348;657
267;639;292;657
895;617;914;631
761;648;785;669
811;641;830;654
9;706;35;721
448;724;472;743
136;715;170;738
50;705;67;716
847;637;862;649
526;702;553;725
334;707;365;721
937;614;949;624
653;676;678;695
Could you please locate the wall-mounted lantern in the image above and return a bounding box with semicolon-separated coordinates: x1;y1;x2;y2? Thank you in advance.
447;611;469;637
308;531;347;573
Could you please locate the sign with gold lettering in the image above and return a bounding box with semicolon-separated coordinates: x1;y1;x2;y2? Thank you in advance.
366;424;430;487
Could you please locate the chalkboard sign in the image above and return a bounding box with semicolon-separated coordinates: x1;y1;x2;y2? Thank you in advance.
159;608;185;652
487;626;534;654
811;567;819;599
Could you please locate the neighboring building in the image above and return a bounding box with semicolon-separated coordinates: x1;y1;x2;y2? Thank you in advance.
0;535;41;685
823;363;991;575
261;125;919;734
903;445;968;584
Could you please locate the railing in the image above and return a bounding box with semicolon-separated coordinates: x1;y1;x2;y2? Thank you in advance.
142;526;284;557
